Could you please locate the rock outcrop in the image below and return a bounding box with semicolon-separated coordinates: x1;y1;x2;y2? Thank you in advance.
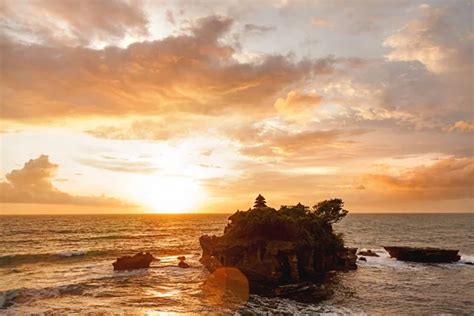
112;252;155;270
199;196;357;296
384;246;460;263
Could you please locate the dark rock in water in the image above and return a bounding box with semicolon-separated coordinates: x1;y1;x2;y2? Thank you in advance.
384;246;460;263
358;256;367;261
177;255;190;268
199;196;356;297
357;249;379;257
112;252;155;270
178;261;190;268
464;262;473;265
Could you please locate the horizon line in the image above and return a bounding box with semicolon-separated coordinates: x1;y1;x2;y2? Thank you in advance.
1;212;473;216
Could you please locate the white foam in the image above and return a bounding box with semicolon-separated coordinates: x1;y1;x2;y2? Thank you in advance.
240;295;364;315
357;248;421;269
460;254;474;263
57;251;86;258
357;249;474;269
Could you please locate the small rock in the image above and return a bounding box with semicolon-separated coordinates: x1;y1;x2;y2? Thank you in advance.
357;250;379;257
178;260;190;268
177;256;186;261
112;252;155;271
358;257;367;262
464;262;473;265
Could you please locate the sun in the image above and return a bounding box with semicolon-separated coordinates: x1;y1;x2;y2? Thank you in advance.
136;175;204;213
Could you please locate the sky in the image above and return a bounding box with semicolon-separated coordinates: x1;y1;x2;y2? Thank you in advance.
0;0;473;214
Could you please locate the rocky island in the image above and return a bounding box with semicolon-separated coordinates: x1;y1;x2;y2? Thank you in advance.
200;195;357;297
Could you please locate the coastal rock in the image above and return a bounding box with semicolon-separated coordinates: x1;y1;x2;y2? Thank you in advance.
200;255;223;272
384;246;460;263
112;252;155;271
200;236;357;289
199;196;357;296
357;249;379;257
358;257;367;261
178;256;190;268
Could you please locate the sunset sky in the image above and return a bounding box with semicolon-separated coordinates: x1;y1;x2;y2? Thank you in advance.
0;0;473;214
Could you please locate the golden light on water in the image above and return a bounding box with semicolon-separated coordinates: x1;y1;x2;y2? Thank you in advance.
203;267;250;308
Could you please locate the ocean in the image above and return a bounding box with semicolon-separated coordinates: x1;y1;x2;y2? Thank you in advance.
0;213;473;314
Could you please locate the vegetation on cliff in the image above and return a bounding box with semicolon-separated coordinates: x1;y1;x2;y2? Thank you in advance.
224;196;347;251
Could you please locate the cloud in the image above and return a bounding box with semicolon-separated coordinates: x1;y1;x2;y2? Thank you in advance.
166;10;176;25
366;157;474;200
0;15;336;122
0;155;127;206
243;24;276;34
447;121;474;133
228;122;367;159
383;5;472;74
311;18;331;28
274;90;321;119
0;0;149;46
79;157;159;173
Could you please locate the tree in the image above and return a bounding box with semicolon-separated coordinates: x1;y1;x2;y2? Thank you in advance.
312;198;348;224
254;194;267;208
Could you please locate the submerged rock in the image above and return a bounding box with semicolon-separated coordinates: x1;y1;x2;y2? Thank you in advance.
112;252;155;271
357;249;379;257
384;246;460;263
358;256;367;261
199;196;356;296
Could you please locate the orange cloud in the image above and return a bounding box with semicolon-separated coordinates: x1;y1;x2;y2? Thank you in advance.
447;121;474;133
0;155;127;206
231;123;366;159
367;157;474;200
383;6;470;74
0;16;335;122
274;91;322;119
1;0;148;46
311;18;332;28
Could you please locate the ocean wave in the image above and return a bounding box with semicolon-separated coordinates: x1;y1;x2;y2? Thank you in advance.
459;254;474;263
5;233;170;244
0;250;110;267
0;283;95;309
240;295;364;315
357;248;474;269
57;251;86;257
356;248;421;269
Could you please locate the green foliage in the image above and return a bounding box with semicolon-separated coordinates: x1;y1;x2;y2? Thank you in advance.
312;198;348;224
223;196;349;250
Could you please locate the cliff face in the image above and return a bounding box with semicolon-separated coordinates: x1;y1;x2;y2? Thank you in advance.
199;203;356;293
200;235;356;287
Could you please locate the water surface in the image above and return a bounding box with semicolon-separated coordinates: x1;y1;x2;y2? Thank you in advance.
1;213;473;314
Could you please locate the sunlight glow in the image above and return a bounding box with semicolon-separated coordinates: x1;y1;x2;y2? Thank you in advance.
136;174;204;213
